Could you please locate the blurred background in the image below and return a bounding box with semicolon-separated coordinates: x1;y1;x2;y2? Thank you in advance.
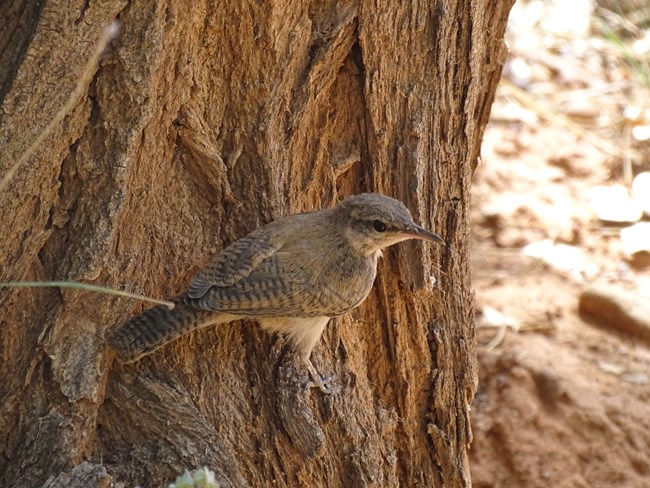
469;0;650;486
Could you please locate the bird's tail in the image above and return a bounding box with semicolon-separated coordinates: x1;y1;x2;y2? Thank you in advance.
108;296;221;363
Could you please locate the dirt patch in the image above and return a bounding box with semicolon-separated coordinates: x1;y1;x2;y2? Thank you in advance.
469;2;650;486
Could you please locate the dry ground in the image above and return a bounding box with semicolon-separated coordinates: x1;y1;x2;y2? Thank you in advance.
468;1;650;486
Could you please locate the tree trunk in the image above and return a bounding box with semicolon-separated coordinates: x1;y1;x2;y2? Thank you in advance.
0;1;513;487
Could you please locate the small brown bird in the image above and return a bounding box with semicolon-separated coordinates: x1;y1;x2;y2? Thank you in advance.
109;193;443;393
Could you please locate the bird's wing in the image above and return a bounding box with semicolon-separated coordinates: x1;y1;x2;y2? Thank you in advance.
187;230;281;299
186;248;320;317
186;247;368;318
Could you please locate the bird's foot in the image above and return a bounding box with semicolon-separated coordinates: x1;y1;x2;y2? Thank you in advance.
305;360;336;395
306;374;336;395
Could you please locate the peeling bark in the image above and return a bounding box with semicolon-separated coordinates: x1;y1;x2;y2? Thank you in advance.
0;1;513;486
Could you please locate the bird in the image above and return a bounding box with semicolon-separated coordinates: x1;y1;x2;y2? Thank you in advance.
108;193;444;393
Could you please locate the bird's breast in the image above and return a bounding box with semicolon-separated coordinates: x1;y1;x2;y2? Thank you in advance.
312;254;377;316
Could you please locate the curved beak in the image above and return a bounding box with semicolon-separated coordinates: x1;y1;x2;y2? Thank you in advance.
402;224;445;244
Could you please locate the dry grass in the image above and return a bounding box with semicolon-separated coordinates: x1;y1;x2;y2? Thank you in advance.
497;0;650;180
0;22;119;194
0;21;174;310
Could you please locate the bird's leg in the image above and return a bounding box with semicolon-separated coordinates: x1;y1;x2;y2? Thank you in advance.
305;358;335;395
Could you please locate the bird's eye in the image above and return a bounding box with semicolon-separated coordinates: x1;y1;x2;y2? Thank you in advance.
372;220;387;232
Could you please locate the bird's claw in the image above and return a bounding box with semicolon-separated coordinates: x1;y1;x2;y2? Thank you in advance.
305;360;336;394
306;374;336;395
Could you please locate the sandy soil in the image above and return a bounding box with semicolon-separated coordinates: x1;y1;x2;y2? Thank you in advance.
468;2;650;486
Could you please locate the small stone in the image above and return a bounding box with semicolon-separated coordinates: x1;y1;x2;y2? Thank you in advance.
590;185;642;223
579;284;650;344
632;172;650;215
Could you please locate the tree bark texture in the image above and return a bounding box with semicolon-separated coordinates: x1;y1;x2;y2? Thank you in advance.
0;1;512;487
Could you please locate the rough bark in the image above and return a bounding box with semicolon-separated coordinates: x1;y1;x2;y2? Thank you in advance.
0;1;513;487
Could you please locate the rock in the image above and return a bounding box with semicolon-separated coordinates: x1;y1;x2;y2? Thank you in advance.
620;222;650;269
632;172;650;215
579;284;650;343
589;185;642;223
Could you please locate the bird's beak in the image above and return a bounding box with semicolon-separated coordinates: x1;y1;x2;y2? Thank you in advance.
401;224;445;244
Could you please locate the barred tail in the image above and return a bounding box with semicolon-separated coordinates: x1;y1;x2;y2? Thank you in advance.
109;296;217;363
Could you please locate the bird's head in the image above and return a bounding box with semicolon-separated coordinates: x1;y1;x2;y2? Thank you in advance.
337;193;444;256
